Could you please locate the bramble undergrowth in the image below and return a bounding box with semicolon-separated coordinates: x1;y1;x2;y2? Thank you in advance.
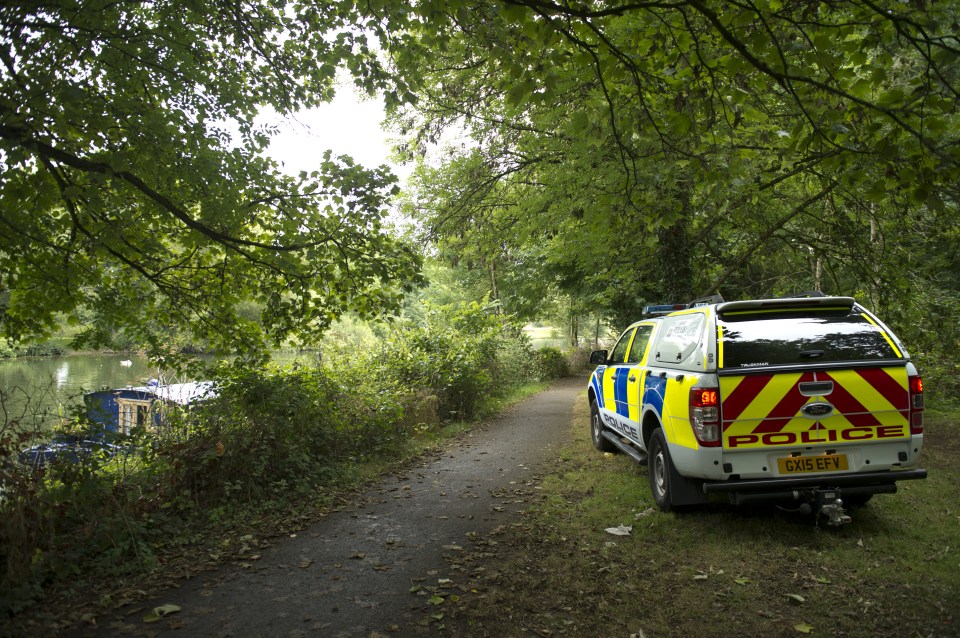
0;301;584;621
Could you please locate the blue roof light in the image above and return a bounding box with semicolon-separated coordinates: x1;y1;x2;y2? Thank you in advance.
642;303;687;316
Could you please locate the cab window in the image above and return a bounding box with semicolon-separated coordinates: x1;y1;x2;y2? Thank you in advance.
718;312;902;368
627;324;654;364
608;328;635;364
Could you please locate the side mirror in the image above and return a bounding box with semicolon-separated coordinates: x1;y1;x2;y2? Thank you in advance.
589;350;608;365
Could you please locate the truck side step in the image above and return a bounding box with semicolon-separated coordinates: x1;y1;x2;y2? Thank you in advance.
602;431;648;465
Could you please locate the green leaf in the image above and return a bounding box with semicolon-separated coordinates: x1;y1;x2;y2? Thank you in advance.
669;112;693;137
144;604;181;623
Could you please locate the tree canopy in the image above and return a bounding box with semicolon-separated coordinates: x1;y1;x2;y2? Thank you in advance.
2;0;957;356
0;0;421;355
371;0;958;341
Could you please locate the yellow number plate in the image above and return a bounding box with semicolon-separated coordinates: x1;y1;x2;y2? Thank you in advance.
777;455;849;474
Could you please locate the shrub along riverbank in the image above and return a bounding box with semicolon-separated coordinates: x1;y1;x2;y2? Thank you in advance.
0;300;583;627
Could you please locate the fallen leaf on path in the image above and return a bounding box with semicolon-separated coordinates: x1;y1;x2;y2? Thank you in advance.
143;604;181;623
785;593;806;604
794;622;815;634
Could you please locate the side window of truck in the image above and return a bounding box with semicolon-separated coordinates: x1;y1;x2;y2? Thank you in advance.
627;324;654;364
608;328;636;364
654;314;706;365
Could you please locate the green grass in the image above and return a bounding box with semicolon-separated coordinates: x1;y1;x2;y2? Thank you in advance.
442;393;960;638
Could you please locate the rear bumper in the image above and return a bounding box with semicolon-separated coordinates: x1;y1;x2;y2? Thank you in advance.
702;468;927;495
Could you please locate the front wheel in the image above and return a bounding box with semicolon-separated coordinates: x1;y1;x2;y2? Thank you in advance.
648;429;674;512
590;398;617;453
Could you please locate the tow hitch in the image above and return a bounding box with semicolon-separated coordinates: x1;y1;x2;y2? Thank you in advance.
800;489;851;526
796;490;853;527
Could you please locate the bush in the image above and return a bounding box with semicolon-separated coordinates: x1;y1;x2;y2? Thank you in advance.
149;360;406;507
564;348;594;375
379;299;538;421
532;347;568;380
0;296;552;618
14;343;66;357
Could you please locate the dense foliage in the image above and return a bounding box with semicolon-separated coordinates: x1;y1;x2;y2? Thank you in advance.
0;302;574;617
371;1;959;377
4;1;956;371
0;0;421;355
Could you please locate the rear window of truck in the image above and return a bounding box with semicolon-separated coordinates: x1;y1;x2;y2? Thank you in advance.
718;313;902;369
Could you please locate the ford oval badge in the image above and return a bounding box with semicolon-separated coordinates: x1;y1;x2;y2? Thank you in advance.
801;402;834;418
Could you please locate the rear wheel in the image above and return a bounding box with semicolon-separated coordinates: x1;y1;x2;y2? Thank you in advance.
648;429;674;512
590;398;617;453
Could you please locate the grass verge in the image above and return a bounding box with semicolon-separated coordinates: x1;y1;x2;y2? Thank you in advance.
438;391;960;638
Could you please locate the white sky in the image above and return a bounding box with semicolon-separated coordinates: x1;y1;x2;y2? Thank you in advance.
258;88;412;182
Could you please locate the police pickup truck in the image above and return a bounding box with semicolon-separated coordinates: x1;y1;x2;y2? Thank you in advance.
587;295;926;524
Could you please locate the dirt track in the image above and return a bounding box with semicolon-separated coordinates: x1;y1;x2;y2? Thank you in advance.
70;377;582;638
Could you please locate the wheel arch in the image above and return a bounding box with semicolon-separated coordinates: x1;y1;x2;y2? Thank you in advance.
645;414;710;509
587;384;598;406
641;409;662;452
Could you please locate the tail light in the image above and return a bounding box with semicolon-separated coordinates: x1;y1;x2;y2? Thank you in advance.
908;375;924;434
690;387;721;447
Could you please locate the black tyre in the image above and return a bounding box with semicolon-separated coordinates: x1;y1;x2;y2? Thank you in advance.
648;428;674;512
590;398;617;453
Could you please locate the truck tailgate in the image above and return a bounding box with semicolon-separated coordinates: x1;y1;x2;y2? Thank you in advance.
719;366;909;450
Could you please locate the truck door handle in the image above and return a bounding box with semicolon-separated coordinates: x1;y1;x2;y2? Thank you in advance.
628;374;637;383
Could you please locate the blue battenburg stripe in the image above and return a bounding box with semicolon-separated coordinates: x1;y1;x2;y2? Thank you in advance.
643;374;666;417
614;368;630;416
591;368;605;409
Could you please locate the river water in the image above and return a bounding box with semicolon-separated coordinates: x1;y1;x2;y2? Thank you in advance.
0;354;171;431
0;352;316;432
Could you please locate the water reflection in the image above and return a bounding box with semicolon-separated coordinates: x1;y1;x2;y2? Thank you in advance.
55;361;69;388
1;352;311;432
1;354;173;432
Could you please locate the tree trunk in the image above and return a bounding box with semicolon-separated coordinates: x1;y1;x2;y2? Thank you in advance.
489;261;501;313
656;207;694;302
569;309;579;348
